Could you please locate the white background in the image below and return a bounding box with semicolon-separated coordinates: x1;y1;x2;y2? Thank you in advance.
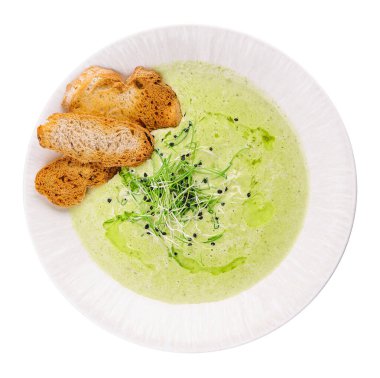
1;0;379;377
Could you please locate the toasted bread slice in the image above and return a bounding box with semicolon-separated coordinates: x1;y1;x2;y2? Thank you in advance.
62;66;124;112
62;65;182;130
37;113;154;167
35;157;119;207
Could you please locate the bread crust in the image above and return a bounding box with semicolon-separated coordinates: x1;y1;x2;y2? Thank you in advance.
35;156;119;207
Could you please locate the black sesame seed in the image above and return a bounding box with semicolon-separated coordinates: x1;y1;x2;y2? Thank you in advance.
143;172;148;177
225;187;228;192
198;161;202;166
186;153;190;157
147;232;151;235
198;211;203;216
221;202;225;206
150;206;153;210
181;155;185;161
144;224;149;229
234;117;239;122
188;243;192;246
193;233;197;238
209;147;213;151
202;178;208;183
174;252;178;256
247;192;251;197
211;242;215;246
169;142;175;147
199;216;203;220
217;189;223;194
215;217;219;220
174;135;177;139
162;231;167;235
107;198;112;203
194;164;198;167
143;196;147;201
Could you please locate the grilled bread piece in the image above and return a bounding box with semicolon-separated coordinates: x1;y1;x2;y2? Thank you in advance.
62;65;182;130
35;156;119;207
62;66;124;112
37;113;154;167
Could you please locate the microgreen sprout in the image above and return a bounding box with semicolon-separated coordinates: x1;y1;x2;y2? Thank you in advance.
203;232;224;244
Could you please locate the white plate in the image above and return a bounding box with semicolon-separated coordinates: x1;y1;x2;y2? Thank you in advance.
24;25;356;352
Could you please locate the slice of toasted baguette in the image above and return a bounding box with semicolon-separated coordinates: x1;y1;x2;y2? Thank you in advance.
62;65;182;130
37;113;154;167
62;66;124;114
35;157;119;207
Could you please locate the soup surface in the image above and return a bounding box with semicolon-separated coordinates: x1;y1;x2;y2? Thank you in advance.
71;61;308;303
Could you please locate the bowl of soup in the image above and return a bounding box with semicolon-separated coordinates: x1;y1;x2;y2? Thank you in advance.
24;25;356;352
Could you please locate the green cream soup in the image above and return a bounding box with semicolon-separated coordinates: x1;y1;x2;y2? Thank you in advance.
71;61;308;303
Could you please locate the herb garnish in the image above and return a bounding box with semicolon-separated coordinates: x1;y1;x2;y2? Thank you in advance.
104;120;232;249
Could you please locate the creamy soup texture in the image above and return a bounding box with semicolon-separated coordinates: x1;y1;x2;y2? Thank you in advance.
71;61;308;303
